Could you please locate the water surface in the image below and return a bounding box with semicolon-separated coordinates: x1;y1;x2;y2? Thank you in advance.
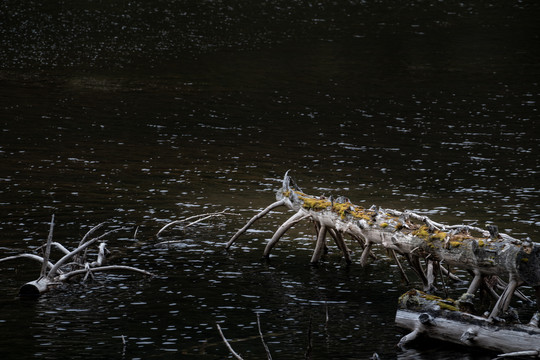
1;1;539;359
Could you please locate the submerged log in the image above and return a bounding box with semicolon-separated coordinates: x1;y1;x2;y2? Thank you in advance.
396;290;540;355
0;216;153;297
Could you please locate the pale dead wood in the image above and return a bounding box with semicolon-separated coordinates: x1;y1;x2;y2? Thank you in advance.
228;172;539;353
216;323;244;360
396;290;540;354
39;214;55;278
226;200;286;249
0;219;153;297
256;313;273;360
157;209;236;237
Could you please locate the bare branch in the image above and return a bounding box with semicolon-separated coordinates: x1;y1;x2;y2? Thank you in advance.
157;210;236;237
0;254;57;273
226;200;286;249
216;323;244;360
40;214;55;278
57;265;153;282
78;222;107;247
256;313;273;360
48;227;126;278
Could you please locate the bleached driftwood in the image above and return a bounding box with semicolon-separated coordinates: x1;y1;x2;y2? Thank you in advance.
0;216;153;297
216;323;244;360
227;172;539;351
396;290;540;355
156;209;236;238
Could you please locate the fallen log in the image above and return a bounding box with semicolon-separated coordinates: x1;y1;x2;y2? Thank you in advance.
227;172;540;351
396;289;540;355
0;216;154;297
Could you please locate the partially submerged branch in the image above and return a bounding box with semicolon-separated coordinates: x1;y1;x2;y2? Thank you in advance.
157;209;236;237
216;323;244;360
226;200;286;249
39;214;55;277
0;218;154;297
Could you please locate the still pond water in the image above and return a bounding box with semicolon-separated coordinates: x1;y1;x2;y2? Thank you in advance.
1;1;539;359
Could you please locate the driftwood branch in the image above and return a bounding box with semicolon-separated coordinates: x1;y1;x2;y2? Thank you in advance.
216;323;244;360
157;209;236;237
0;254;57;272
257;313;273;360
39;214;55;277
0;218;153;297
57;265;153;282
495;350;540;358
48;227;126;278
227;200;286;249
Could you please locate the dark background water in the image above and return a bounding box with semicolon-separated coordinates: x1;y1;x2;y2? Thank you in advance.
1;1;539;359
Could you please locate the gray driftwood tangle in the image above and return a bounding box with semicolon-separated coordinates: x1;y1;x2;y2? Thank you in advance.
0;217;153;297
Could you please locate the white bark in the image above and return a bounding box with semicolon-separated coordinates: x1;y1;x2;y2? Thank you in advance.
226;199;286;249
0;221;153;297
396;309;540;354
157;210;233;237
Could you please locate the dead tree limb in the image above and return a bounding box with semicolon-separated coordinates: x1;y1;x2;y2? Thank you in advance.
216;323;244;360
39;214;55;277
227;200;286;249
263;210;308;257
157;209;236;237
0;218;154;297
256;313;273;360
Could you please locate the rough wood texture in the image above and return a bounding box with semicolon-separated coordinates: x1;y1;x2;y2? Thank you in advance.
396;290;540;354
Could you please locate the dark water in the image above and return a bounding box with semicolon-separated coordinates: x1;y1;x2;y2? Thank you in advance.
1;1;539;359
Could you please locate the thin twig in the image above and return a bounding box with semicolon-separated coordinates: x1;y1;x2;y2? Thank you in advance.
121;334;127;358
157;210;235;237
226;200;286;248
78;222;107;247
40;214;55;278
216;323;244;360
57;265;153;282
78;221;107;263
304;316;313;360
256;313;273;360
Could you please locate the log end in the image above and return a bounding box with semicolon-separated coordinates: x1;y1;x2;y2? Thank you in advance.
18;283;42;298
18;278;53;298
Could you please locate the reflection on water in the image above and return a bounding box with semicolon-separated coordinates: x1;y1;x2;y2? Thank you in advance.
1;0;539;359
